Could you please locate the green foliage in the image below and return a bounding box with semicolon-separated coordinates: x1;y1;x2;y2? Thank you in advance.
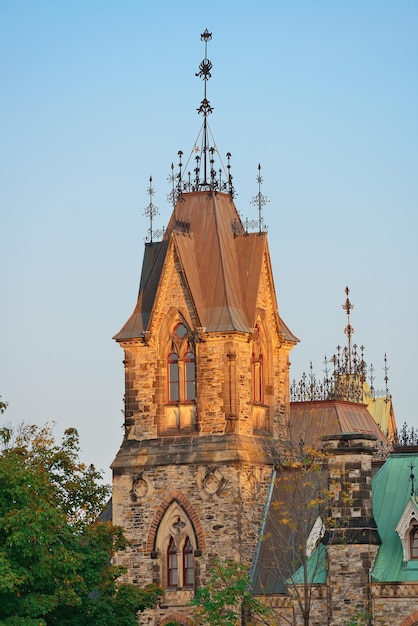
191;557;270;626
0;419;162;625
345;611;372;626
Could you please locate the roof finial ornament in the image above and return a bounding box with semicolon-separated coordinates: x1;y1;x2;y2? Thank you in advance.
342;286;355;373
251;164;269;234
173;30;235;197
383;353;391;403
196;29;213;187
144;176;164;242
196;29;213;118
167;163;176;209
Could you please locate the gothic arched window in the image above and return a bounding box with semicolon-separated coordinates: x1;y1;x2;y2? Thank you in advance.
252;325;264;404
166;324;196;405
153;501;198;591
183;536;194;588
168;352;180;402
410;525;418;559
184;347;196;401
167;536;178;587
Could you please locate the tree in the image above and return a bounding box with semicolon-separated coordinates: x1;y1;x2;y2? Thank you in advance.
191;557;271;626
0;418;161;625
257;437;385;626
262;442;330;626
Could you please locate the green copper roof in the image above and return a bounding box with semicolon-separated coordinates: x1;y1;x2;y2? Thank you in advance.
371;452;418;581
288;543;327;585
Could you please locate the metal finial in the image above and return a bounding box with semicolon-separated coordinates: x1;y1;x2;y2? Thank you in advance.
167;162;177;208
251;163;269;234
342;286;355;372
172;31;236;197
196;30;214;186
383;353;390;402
369;362;375;398
144;176;162;243
196;29;213;94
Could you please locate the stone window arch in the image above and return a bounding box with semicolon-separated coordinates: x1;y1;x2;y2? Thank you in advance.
155;501;198;590
399;612;418;626
163;321;197;433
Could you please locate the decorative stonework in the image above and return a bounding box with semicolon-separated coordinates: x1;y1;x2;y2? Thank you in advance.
131;471;154;501
196;466;226;498
146;489;207;554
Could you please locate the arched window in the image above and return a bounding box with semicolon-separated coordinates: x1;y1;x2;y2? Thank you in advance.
410;525;418;559
168;352;179;402
167;536;178;588
155;502;198;591
183;536;194;588
166;324;196;405
252;353;264;404
184;347;196;401
252;325;264;404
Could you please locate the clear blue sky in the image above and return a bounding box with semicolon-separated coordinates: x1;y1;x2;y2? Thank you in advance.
1;1;417;482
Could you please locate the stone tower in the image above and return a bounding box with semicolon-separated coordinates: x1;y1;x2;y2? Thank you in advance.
322;434;381;625
111;30;297;625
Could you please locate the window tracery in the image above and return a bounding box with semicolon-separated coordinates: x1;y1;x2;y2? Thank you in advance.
155;502;197;591
167;323;196;405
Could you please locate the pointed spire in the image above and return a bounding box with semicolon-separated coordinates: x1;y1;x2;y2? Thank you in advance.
172;30;235;198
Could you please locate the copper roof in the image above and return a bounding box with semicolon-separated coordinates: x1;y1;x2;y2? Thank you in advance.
290;399;391;454
114;191;297;342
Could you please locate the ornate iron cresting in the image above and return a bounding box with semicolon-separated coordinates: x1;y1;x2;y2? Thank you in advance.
290;287;391;403
170;30;235;201
144;176;164;243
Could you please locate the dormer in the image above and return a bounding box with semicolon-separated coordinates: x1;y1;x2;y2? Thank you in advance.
395;497;418;561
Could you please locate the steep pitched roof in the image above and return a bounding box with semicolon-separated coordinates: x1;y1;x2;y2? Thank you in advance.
113;240;169;340
114;191;297;341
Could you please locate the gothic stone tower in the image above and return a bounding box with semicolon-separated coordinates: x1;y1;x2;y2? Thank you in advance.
111;31;298;625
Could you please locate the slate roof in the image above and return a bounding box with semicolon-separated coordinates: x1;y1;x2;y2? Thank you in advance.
113;191;297;342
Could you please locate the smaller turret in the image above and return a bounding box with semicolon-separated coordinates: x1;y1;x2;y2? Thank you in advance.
322;433;381;625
